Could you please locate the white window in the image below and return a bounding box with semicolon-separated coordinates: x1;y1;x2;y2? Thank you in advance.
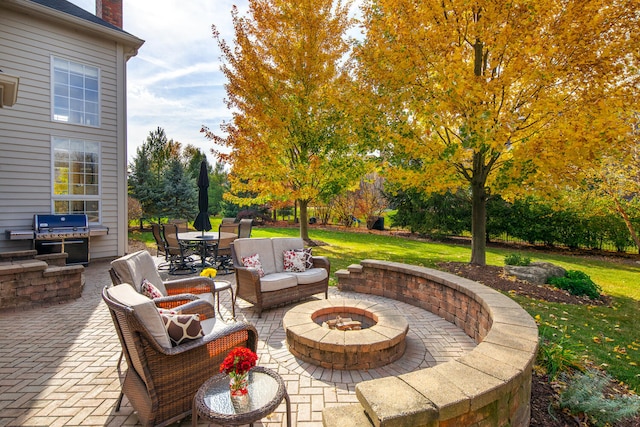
52;137;101;223
52;57;100;126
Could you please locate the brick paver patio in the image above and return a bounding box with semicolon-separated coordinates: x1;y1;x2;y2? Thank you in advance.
0;257;475;426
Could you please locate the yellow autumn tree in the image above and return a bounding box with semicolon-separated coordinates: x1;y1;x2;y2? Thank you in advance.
552;104;640;251
203;0;368;241
356;0;639;264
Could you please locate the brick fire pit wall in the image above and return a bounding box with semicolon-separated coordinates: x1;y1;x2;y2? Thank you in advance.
323;260;538;427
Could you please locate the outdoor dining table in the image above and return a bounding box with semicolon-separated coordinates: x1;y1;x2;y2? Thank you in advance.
178;231;237;269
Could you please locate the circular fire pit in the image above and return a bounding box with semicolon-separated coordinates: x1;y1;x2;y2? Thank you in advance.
282;298;409;370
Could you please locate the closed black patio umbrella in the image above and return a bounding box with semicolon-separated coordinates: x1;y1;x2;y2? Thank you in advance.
193;160;212;235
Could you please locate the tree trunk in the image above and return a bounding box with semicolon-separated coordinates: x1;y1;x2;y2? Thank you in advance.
298;199;310;242
614;196;640;253
470;170;488;266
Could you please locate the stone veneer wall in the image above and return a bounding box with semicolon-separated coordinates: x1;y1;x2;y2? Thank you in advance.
0;250;85;309
323;260;538;427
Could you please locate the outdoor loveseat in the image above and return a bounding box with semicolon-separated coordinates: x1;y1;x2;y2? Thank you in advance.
231;237;330;317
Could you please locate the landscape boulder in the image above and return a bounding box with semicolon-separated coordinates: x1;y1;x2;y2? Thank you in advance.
504;261;566;285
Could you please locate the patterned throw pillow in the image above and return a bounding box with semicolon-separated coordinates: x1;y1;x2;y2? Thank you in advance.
301;248;313;270
242;253;265;277
157;308;180;315
283;249;311;272
161;313;204;346
141;278;163;299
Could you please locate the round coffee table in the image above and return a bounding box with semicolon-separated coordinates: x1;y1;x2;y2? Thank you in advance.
192;366;291;426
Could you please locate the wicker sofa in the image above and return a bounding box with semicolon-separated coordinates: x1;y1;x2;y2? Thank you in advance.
231;237;330;317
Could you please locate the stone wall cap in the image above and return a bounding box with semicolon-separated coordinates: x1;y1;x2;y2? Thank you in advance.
400;368;470;420
431;360;505;411
356;376;437;427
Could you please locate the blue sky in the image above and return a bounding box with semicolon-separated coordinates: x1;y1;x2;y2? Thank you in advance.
69;0;362;165
69;0;250;164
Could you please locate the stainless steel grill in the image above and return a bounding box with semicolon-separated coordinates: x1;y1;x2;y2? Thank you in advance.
33;214;90;265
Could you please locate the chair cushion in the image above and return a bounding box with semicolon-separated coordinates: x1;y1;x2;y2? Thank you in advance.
161;313;204;346
283;248;313;272
260;272;298;292
141;279;163;299
111;250;168;295
107;283;172;348
242;253;265;277
233;238;277;275
271;238;305;272
290;267;329;285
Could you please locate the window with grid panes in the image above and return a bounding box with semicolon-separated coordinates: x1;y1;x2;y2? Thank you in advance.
52;57;100;127
52;137;101;223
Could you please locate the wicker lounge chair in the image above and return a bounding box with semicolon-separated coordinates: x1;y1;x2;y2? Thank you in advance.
109;250;216;309
103;284;258;427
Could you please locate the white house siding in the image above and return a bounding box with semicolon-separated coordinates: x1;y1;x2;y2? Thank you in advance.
0;5;140;261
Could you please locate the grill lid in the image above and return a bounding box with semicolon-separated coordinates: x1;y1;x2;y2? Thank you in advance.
34;214;88;231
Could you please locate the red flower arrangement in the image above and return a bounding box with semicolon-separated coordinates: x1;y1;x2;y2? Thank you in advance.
220;347;258;396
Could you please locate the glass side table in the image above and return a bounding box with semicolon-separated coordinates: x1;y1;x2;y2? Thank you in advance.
192;366;291;427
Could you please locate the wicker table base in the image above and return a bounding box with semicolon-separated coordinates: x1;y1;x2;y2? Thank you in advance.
192;366;291;427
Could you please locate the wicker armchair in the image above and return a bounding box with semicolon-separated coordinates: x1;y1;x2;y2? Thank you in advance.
110;250;216;309
103;284;258;427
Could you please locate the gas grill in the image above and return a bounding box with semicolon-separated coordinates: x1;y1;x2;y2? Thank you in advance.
33;214;90;265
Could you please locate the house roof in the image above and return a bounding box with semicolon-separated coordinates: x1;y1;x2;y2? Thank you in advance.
29;0;126;33
3;0;144;56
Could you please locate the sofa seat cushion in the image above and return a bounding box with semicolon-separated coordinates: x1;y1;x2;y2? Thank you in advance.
290;267;328;285
260;272;298;292
107;283;172;348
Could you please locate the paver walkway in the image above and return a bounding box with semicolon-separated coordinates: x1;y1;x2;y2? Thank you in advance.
0;257;475;426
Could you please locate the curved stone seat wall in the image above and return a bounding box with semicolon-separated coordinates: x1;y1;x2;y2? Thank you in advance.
323;260;538;427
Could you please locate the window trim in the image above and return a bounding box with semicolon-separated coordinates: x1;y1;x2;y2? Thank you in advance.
50;136;103;224
50;55;101;128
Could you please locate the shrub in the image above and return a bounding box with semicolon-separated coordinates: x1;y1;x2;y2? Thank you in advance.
504;253;531;266
548;270;602;299
537;328;584;380
559;369;640;426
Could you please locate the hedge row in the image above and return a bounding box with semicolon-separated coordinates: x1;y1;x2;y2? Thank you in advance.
388;191;638;253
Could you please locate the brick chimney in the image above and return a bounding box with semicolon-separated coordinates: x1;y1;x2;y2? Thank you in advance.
96;0;123;29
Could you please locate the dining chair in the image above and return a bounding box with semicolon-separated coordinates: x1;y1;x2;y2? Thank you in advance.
214;223;238;274
150;223;171;270
162;223;196;274
238;218;253;238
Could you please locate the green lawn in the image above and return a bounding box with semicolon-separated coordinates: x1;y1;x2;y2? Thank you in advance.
130;225;640;391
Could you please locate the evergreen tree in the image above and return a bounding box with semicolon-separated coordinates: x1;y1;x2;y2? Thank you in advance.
159;158;197;220
128;144;162;225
